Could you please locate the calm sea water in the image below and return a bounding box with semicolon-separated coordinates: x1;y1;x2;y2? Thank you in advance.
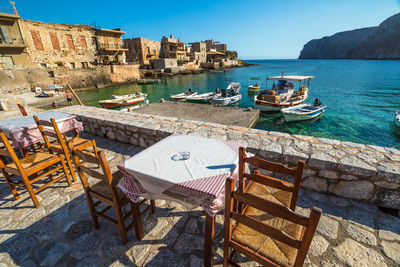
61;60;400;148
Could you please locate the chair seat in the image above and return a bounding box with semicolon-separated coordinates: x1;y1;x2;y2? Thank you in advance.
5;152;58;174
231;205;303;267
246;180;292;207
89;172;125;200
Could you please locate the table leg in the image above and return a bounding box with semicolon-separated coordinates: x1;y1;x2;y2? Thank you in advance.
204;213;215;267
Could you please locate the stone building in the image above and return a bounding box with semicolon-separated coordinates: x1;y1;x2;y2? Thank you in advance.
124;37;160;66
149;58;178;72
19;20;97;68
189;42;206;64
0;11;30;67
160;34;187;61
95;28;127;65
204;39;227;53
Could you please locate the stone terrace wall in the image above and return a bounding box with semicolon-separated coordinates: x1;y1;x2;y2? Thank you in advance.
58;106;400;210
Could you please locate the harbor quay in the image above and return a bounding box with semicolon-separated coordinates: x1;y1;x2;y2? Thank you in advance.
0;105;399;266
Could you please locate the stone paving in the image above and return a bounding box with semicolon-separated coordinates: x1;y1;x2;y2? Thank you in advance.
0;134;399;267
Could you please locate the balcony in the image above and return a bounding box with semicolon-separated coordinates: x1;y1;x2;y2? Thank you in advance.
0;37;25;48
97;43;128;53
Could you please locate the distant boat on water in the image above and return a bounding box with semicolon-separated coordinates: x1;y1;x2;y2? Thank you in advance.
209;82;241;106
281;100;326;122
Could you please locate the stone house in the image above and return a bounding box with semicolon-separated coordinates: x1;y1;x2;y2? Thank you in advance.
149;58;178;73
95;28;127;65
189;42;206;64
160;34;187;62
124;37;160;66
19;20;97;68
204;39;227;53
0;11;30;67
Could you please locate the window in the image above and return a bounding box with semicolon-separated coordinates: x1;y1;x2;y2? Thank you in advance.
31;30;44;50
0;27;11;44
48;71;55;77
40;63;47;68
56;62;63;67
81;62;88;68
49;32;60;50
65;34;75;49
79;35;87;48
70;62;75;69
91;37;98;50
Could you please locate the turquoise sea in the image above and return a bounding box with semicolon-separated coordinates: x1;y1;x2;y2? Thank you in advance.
63;60;400;148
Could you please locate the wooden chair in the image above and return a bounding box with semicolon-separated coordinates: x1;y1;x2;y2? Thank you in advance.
224;177;321;266
71;149;156;244
238;147;305;212
17;104;28;116
0;132;72;207
33;116;98;182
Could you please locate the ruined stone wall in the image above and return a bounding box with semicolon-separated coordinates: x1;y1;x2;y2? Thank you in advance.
58;106;400;210
0;66;112;93
19;20;96;68
109;64;140;83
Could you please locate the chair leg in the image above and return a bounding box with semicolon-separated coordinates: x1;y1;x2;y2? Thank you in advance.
115;203;128;244
130;201;144;240
60;156;72;186
86;193;100;229
21;173;40;208
2;171;19;200
150;199;156;213
64;152;77;182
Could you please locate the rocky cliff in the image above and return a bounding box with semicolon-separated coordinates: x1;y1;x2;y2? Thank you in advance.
299;13;400;59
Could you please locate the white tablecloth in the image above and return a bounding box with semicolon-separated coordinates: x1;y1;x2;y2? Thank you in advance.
118;134;246;216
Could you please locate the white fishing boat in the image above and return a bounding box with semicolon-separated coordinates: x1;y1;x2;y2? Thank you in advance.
170;90;198;101
248;77;261;93
186;92;217;104
281;100;326;122
395;111;400;128
210;82;241;106
254;74;314;112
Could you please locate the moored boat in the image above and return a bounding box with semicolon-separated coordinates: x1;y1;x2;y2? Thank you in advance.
186;92;216;104
138;79;161;84
254;74;314;112
395;111;400;128
210;82;241;106
248;77;261;93
99;92;147;109
170;90;198;101
281;100;326;122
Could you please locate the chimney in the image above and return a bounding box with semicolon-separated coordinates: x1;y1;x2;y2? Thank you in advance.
170;34;174;39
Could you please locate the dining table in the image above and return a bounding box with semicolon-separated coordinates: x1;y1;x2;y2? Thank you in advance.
0;111;83;149
117;134;246;266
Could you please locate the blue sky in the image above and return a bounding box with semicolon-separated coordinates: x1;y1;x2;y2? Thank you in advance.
2;0;399;59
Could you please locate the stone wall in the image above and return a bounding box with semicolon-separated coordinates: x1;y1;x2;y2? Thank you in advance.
109;64;140;83
19;20;97;68
124;38;161;65
58;106;400;210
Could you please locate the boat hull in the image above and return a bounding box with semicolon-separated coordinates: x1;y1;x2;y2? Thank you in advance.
281;104;326;122
99;98;145;109
395;112;400;128
210;95;241;106
254;95;307;112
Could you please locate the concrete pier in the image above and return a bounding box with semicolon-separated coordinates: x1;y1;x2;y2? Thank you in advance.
133;101;260;128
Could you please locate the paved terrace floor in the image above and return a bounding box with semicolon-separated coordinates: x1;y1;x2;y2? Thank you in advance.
0;134;399;267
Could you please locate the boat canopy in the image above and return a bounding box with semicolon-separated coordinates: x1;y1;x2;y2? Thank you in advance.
267;75;314;82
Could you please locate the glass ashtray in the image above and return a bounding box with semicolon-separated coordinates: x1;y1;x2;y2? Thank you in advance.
172;151;190;161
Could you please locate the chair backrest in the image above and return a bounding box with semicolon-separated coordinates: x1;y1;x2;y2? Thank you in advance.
225;178;321;267
238;147;304;211
0;132;26;175
33;115;70;155
17;104;28;116
72;149;119;199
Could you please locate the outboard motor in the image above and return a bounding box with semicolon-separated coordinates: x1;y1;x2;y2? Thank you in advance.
314;98;321;106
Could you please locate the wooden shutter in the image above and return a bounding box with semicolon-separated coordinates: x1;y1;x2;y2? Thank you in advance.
79;35;87;48
65;34;75;49
49;32;61;50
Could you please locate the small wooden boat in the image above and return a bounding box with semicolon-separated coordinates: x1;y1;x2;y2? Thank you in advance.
186;92;217;104
254;74;314;112
99;92;147;109
170;90;198;101
395;111;400;128
210;82;241;106
281;102;326;122
248;83;260;92
138;79;161;85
